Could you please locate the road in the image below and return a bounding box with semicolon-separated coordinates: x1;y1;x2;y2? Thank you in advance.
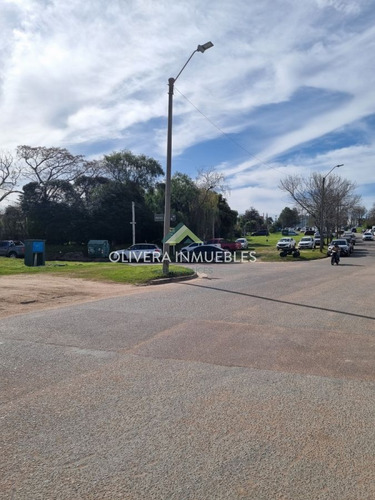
1;240;375;499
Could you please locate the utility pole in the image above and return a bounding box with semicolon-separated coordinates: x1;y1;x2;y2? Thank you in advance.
319;164;344;252
162;41;214;275
132;201;136;245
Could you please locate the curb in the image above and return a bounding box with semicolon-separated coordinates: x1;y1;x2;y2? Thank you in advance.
147;272;198;286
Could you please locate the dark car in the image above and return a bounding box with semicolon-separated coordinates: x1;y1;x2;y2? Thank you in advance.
251;229;269;236
180;244;231;263
0;240;25;258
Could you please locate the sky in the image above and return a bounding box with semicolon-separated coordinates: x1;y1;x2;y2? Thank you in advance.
1;0;375;218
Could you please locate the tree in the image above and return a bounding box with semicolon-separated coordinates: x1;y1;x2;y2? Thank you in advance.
21;180;85;243
0;205;27;239
238;207;264;234
366;203;375;228
279;172;360;250
102;150;164;189
17;145;94;202
0;151;21;203
277;207;299;228
216;194;238;238
194;168;231;239
74;175;111;210
348;204;366;228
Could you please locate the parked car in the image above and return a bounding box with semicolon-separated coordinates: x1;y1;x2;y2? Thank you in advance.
206;238;241;251
304;229;315;236
313;233;321;248
0;240;25;258
362;232;374;241
282;229;299;236
276;237;296;250
297;236;315;249
181;244;232;263
251;229;269;236
112;243;162;262
342;232;356;245
235;238;248;249
180;242;204;253
342;232;356;250
327;239;351;257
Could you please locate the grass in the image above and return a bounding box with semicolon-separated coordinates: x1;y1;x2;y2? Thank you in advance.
0;259;194;284
0;232;327;283
244;232;327;262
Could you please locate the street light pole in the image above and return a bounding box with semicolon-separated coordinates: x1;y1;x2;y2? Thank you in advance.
162;41;214;275
320;164;344;251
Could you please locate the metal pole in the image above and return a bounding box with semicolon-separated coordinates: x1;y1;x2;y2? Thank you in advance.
319;176;326;252
131;201;136;246
320;164;344;252
162;42;213;275
162;77;174;275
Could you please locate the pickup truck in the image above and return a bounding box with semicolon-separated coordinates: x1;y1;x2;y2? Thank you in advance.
0;240;25;258
205;238;241;252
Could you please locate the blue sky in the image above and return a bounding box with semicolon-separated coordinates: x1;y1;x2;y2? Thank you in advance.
1;0;375;217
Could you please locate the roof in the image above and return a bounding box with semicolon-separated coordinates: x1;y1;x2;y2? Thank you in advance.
162;223;202;245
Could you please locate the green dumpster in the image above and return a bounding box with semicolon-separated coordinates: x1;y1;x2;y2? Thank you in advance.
87;240;110;258
24;239;46;267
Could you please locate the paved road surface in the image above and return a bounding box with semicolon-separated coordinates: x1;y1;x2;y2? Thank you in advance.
1;240;375;499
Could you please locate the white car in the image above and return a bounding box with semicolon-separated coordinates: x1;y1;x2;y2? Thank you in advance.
180;242;204;253
276;237;296;250
297;236;315;249
327;239;351;256
235;238;248;249
362;232;374;241
112;243;162;262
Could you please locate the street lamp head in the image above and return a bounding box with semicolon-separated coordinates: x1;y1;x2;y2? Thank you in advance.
336;164;344;168
197;41;214;53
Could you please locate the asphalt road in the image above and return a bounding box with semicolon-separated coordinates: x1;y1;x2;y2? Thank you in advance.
1;240;375;499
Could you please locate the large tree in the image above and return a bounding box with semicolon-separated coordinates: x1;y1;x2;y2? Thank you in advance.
102;150;164;189
21;180;85;243
17;145;94;202
279;172;360;249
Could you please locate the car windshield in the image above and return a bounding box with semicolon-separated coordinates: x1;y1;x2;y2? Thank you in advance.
301;238;310;241
280;238;290;242
332;240;346;245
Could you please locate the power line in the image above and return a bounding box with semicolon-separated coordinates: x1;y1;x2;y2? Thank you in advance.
174;86;283;173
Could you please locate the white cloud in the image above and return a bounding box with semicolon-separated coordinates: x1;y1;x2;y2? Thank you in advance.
0;0;375;213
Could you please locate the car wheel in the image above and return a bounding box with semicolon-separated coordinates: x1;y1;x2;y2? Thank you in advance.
8;252;17;258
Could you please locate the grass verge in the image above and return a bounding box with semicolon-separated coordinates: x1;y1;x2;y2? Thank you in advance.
0;259;194;285
244;233;327;262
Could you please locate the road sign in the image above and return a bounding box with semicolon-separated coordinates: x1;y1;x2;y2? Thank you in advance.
154;214;176;222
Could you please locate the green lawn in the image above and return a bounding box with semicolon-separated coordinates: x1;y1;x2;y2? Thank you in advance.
0;259;194;284
244;232;327;262
0;233;327;283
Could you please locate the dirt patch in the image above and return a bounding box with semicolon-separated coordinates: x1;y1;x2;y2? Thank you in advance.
0;274;146;319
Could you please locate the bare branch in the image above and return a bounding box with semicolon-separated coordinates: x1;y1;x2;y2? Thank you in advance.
16;145;93;202
0;151;22;203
